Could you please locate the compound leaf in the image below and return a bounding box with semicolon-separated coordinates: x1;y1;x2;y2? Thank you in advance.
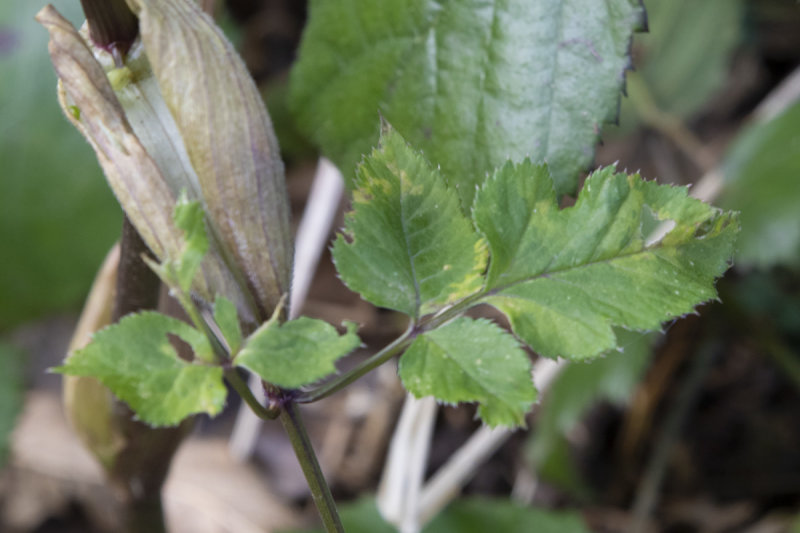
475;164;738;359
290;0;646;206
398;317;535;427
54;312;225;427
235;317;361;389
332;126;487;319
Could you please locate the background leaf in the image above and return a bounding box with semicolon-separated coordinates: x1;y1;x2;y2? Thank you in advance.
718;100;800;268
425;498;590;533
289;0;645;205
0;342;25;467
617;0;744;131
55;312;225;426
235;317;361;389
398;317;535;427
476;165;738;359
285;497;590;533
332;126;486;319
526;329;655;492
0;0;121;329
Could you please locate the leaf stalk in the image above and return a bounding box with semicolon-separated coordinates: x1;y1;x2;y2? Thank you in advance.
279;402;344;532
224;369;280;420
296;323;416;404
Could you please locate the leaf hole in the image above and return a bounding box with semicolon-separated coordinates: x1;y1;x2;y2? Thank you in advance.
167;333;193;362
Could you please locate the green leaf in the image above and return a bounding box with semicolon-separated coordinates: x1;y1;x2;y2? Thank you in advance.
0;342;26;467
282;498;397;533
0;0;121;328
332;126;487;319
719;100;800;268
471;160;558;287
289;0;645;205
475;164;738;359
526;329;654;492
213;296;243;354
398;317;535;427
426;498;590;533
619;0;743;130
171;193;210;292
54;312;225;427
235;317;361;389
283;497;590;533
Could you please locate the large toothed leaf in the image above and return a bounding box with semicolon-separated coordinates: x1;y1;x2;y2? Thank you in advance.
235;318;361;389
474;164;738;359
332;126;487;319
290;0;645;206
54;312;226;427
398;317;536;427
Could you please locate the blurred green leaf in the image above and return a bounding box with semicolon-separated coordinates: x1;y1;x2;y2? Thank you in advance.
332;126;487;320
0;342;25;467
285;497;590;533
262;81;316;163
615;0;743;132
0;0;121;328
235;317;361;389
426;498;590;533
54;312;225;427
399;317;536;427
719;100;800;268
289;0;645;205
526;329;655;491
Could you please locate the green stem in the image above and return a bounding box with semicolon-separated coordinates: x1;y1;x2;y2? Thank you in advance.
174;289;227;363
419;291;487;331
296;323;416;404
280;401;344;533
225;369;280;420
297;291;492;405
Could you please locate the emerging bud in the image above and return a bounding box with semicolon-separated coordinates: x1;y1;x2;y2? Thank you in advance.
37;0;292;326
79;0;139;59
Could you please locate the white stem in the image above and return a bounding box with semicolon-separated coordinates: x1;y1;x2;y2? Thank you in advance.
229;158;344;461
289;158;345;319
752;65;800;123
376;395;438;533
